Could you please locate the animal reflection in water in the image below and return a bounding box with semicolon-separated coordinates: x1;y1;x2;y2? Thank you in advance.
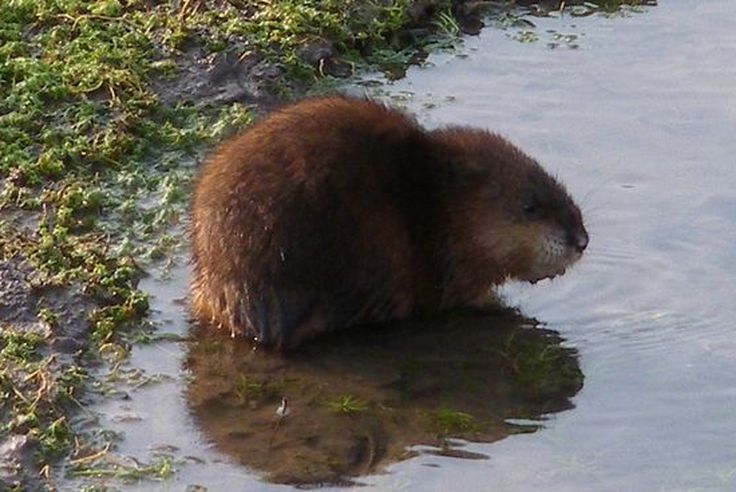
186;308;583;485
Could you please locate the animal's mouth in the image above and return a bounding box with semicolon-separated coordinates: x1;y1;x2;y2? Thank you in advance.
523;249;583;285
528;267;566;285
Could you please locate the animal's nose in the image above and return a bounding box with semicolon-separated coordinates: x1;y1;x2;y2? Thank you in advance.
568;228;589;253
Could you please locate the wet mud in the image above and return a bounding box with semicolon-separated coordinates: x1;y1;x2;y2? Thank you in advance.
0;256;96;490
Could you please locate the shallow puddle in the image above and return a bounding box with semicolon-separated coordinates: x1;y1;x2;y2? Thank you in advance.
58;1;736;490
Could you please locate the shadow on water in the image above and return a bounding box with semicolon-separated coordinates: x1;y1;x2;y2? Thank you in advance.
186;307;583;485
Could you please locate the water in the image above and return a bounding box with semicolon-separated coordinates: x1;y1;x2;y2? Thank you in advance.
60;2;736;490
185;309;582;485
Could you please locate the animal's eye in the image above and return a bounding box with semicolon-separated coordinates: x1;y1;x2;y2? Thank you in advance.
523;201;541;219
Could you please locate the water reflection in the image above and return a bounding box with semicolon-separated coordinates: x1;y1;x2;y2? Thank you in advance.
186;308;582;485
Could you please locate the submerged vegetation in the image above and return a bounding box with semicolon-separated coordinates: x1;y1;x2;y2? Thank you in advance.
0;0;654;488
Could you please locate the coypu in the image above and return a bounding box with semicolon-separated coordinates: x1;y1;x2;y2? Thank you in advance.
190;95;588;349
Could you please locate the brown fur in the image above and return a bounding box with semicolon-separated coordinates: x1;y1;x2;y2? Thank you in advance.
191;95;587;348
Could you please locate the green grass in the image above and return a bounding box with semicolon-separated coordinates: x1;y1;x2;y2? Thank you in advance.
223;0;453;77
0;330;46;361
430;408;485;435
324;394;369;415
234;375;284;403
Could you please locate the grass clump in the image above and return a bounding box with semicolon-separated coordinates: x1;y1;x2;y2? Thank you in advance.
0;331;46;362
197;0;660;67
234;375;284;403
175;0;457;80
324;394;369;415
431;408;484;435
